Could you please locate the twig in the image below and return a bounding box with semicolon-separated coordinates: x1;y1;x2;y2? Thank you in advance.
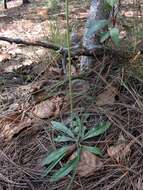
0;36;136;58
0;36;61;51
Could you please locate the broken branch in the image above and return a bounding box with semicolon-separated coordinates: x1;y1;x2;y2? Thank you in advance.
0;36;136;59
0;36;61;51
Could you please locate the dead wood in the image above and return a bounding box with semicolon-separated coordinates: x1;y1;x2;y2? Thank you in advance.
0;36;134;59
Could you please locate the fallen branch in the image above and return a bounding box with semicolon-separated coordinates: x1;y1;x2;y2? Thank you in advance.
0;36;61;51
0;36;136;59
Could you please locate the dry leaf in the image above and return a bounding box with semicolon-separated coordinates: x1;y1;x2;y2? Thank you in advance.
30;80;48;93
0;113;43;142
49;66;62;75
107;144;131;162
33;96;64;118
70;151;103;177
96;86;118;106
36;8;48;18
107;134;130;162
0;52;11;62
0;115;32;141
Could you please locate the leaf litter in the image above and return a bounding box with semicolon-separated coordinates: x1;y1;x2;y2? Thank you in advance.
0;0;143;190
107;134;131;162
69;150;103;177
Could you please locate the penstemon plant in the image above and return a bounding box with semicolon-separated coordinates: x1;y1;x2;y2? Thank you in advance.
42;115;111;184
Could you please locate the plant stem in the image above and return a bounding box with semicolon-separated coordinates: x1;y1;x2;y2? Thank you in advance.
65;145;82;190
65;0;73;122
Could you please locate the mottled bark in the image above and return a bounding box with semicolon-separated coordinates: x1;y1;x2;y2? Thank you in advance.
23;0;30;4
3;0;30;9
3;0;7;9
80;0;111;71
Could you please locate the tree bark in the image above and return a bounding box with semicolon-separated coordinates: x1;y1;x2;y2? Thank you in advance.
3;0;30;9
80;0;111;71
3;0;7;9
22;0;30;4
0;36;131;57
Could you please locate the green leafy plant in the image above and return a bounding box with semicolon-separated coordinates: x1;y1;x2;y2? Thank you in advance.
106;0;118;7
86;0;120;47
110;27;120;46
42;116;111;183
86;19;109;37
86;19;120;47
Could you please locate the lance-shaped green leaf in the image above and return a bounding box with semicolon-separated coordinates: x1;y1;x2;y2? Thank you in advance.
75;115;81;130
73;126;79;135
74;115;87;140
86;19;109;37
110;27;120;46
82;145;103;157
51;158;77;181
43;153;65;177
84;122;111;140
81;126;87;140
74;115;84;139
42;146;69;166
100;31;110;43
103;1;112;11
54;135;75;142
51;121;75;138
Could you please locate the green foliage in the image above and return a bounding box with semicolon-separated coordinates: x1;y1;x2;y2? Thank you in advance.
43;154;66;177
42;116;111;182
100;31;110;43
85;0;120;47
86;19;120;47
110;27;120;46
86;19;109;37
51;158;77;181
83;122;111;140
51;121;75;138
54;135;74;142
42;146;69;166
105;0;118;7
82;145;103;157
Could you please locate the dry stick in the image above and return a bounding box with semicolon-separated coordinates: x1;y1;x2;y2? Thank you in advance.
0;36;60;50
0;36;135;58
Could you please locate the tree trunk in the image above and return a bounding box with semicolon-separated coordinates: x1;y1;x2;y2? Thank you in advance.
80;0;111;71
3;0;7;9
23;0;30;4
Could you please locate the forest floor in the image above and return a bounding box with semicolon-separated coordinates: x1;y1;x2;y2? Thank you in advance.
0;0;143;190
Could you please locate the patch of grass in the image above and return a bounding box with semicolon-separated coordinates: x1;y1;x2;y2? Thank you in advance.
48;20;67;47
